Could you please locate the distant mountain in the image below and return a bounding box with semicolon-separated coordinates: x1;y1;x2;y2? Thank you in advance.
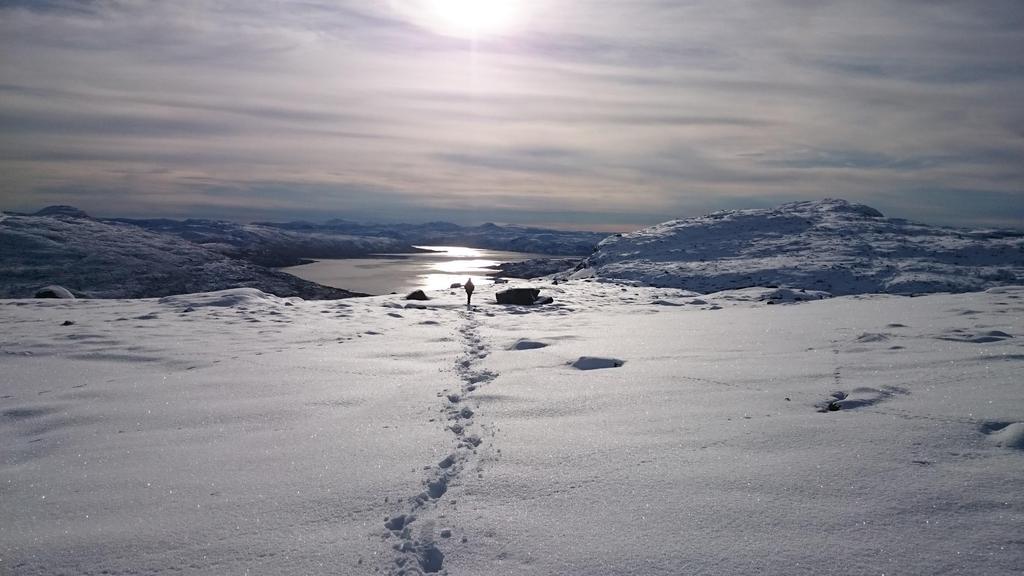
248;219;607;258
0;206;610;299
102;217;606;268
33;205;92;219
567;199;1023;295
0;211;364;299
107;217;413;268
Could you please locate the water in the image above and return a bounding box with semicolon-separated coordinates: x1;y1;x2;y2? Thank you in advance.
280;246;549;296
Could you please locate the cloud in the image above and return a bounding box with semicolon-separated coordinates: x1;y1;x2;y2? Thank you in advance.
0;0;1021;229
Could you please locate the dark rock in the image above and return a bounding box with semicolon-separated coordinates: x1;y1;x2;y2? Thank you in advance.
496;288;540;305
34;285;76;299
571;356;625;370
61;320;75;326
406;290;429;301
450;282;462;289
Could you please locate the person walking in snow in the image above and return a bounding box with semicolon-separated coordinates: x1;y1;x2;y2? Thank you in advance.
464;278;475;308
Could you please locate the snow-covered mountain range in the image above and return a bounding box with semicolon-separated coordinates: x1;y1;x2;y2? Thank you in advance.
108;216;413;268
567;199;1023;295
255;219;608;260
112;215;606;267
3;199;1021;300
0;207;606;299
0;210;363;299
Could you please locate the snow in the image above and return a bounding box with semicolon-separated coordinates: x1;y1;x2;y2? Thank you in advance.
2;280;1021;575
567;199;1023;294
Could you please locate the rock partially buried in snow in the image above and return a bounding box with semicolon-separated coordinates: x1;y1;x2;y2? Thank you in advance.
571;356;625;370
34;285;75;299
510;339;548;351
159;288;285;308
406;290;429;301
983;422;1024;449
496;288;540;305
761;288;831;304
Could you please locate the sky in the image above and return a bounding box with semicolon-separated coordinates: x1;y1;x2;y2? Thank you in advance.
1;0;1022;231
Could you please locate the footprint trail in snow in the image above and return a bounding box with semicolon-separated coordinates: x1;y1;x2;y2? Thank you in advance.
382;309;497;575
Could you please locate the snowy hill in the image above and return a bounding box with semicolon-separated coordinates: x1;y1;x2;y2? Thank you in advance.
109;217;414;268
0;212;363;299
569;199;1023;295
1;282;1021;574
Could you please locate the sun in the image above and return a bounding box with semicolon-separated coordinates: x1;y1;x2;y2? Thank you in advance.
426;0;521;38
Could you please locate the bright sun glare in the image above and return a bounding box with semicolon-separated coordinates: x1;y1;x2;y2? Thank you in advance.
427;0;520;38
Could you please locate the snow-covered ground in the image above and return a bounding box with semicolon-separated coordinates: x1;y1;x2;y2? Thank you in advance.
2;281;1021;575
568;199;1023;294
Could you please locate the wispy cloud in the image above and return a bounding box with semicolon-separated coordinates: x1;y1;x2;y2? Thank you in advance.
1;0;1021;229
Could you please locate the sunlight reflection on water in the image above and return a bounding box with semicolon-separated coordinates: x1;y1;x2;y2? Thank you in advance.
281;245;548;295
414;247;501;291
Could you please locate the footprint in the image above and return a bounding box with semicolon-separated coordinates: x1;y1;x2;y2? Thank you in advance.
464;370;497;385
3;407;57;420
426;475;448;499
855;332;891;343
389;523;445;574
570;356;624;370
385;514;414;531
816;386;909;412
418;544;444;573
